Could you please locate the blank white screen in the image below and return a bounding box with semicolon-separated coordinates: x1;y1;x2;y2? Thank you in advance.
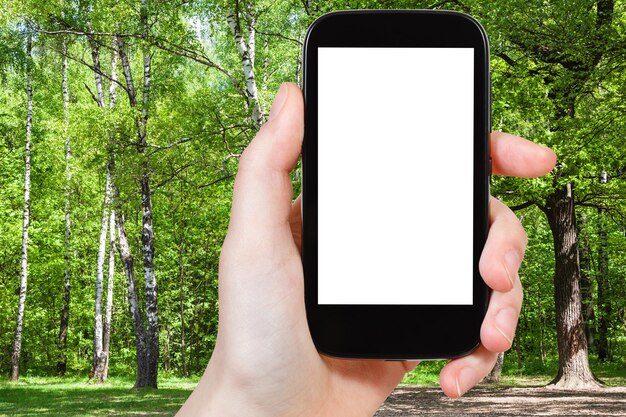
317;47;474;305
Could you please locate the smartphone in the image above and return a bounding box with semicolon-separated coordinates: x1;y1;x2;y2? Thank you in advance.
301;10;491;360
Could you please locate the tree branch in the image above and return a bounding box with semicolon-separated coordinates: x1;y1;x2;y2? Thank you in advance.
197;173;235;189
509;201;536;211
255;29;302;45
35;18;248;100
83;82;100;106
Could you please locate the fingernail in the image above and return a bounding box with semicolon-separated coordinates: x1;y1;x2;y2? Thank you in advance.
456;367;476;397
503;251;520;290
269;83;289;122
495;307;516;346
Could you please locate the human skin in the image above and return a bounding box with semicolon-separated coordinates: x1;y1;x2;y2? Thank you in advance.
176;82;557;417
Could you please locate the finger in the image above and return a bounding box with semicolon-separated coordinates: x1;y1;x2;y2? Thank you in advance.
491;131;556;178
479;197;528;292
480;272;523;353
227;82;303;241
439;345;498;398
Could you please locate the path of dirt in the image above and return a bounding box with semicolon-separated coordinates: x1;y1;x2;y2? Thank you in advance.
375;386;626;416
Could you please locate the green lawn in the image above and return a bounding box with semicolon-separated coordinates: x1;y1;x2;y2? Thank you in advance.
0;377;197;417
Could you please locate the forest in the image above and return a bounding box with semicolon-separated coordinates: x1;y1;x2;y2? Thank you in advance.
0;0;624;407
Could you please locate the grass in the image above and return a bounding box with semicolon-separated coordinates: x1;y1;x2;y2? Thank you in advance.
0;376;198;417
1;364;624;417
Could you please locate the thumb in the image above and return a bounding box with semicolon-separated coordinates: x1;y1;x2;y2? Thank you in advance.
228;82;303;241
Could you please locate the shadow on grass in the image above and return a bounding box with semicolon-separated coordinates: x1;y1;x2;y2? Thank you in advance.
0;379;194;417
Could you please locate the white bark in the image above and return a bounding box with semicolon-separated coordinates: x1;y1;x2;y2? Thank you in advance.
227;3;264;127
245;2;256;68
91;165;112;381
140;0;159;388
89;36;114;382
117;37;137;107
116;212;148;388
109;38;118;108
11;28;33;382
102;209;116;381
115;26;156;388
90;40;106;108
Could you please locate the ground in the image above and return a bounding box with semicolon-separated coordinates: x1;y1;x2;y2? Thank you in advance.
1;375;625;416
376;386;626;416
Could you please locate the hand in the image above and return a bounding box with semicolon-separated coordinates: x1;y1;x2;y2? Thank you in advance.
176;83;557;417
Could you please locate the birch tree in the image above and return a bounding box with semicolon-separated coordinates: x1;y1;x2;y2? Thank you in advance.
88;32;111;380
101;38;120;382
10;27;33;382
115;0;160;386
116;209;149;387
227;0;264;127
139;0;159;388
101;209;116;380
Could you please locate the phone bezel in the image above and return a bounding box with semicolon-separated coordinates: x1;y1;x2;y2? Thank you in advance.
302;10;491;359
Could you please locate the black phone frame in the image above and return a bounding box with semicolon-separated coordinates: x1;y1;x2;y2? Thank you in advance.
302;10;491;359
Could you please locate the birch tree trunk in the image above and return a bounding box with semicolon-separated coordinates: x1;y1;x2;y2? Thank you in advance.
10;28;33;382
116;212;148;388
57;36;72;376
139;0;159;388
117;35;153;388
101;37;120;382
91;164;112;382
102;209;116;381
227;1;264;127
89;37;113;382
543;183;602;389
90;38;106;107
114;3;159;387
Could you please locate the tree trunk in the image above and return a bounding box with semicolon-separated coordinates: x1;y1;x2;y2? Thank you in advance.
543;183;602;389
578;212;595;352
89;38;106;107
109;38;118;108
116;212;149;388
139;0;159;388
100;40;119;381
141;170;158;388
117;25;158;388
164;323;171;373
515;330;523;370
262;34;269;87
227;2;264;127
102;209;116;381
484;352;504;383
58;37;72;377
11;29;33;382
596;207;611;361
178;242;187;376
91;164;112;382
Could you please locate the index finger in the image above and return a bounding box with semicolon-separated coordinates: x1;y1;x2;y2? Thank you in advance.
491;132;556;178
